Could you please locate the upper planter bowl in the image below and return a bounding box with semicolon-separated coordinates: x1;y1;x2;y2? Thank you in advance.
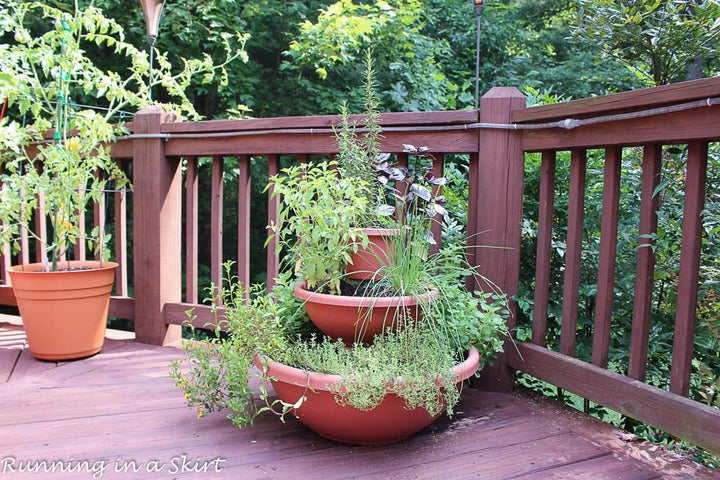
346;228;399;280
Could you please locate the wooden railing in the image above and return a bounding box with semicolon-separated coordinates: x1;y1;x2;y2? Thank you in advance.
505;77;720;455
1;77;719;454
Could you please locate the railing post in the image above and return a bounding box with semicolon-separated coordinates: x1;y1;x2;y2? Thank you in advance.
132;106;182;345
470;87;526;392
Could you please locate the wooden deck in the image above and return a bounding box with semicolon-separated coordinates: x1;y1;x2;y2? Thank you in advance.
1;315;717;480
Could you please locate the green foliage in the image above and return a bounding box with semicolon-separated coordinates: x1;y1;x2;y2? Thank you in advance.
0;1;243;270
572;0;720;85
172;259;510;426
35;0;715;121
435;279;509;359
287;326;459;416
266;160;371;294
286;0;460;112
57;0;252;118
334;53;390;223
170;264;290;426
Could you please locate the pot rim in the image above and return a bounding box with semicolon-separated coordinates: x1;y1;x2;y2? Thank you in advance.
254;345;480;393
354;227;400;237
293;280;439;308
9;260;119;274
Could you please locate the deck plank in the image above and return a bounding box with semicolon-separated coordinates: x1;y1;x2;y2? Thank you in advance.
0;315;133;385
0;333;717;479
9;348;56;381
0;319;26;383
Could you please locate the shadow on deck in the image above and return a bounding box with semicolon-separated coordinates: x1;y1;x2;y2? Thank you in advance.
0;315;716;480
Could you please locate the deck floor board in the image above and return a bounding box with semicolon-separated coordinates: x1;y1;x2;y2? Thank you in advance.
0;318;717;480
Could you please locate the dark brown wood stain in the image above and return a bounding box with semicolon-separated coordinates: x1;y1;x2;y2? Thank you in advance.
1;318;716;480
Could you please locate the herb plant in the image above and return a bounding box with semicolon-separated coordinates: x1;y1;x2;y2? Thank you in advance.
266;160;372;294
172;261;509;426
173;55;509;436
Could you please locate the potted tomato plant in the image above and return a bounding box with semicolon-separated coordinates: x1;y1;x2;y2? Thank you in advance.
0;1;243;360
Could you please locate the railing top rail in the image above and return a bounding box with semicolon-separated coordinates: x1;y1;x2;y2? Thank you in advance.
160;110;479;135
512;76;720;124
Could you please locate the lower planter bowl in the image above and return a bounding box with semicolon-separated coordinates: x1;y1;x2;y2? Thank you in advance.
293;281;438;345
8;260;118;361
254;346;480;446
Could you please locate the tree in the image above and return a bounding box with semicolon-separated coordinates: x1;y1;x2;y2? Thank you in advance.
285;0;461;112
572;0;720;85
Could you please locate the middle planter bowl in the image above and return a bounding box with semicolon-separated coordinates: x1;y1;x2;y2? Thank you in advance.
293;281;438;345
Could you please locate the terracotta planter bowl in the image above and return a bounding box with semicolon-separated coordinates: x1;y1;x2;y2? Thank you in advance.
293;281;438;345
255;346;480;445
8;260;118;361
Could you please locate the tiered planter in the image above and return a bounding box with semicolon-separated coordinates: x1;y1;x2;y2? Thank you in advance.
8;260;118;361
293;281;438;344
255;346;480;445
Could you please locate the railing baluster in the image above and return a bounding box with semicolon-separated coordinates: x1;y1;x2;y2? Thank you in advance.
114;166;128;296
74;185;85;261
0;243;7;284
93;188;106;262
266;155;280;290
0;202;8;281
0;180;8;282
466;150;479;293
532;150;556;346
670;141;708;396
20;185;29;265
592;146;622;368
431;153;444;253
237;155;251;296
560;148;587;357
185;156;199;304
628;144;662;381
35;192;47;264
210;155;224;302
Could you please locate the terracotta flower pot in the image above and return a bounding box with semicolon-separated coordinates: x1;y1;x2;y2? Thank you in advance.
346;228;399;280
293;281;438;344
8;260;118;361
254;346;480;445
